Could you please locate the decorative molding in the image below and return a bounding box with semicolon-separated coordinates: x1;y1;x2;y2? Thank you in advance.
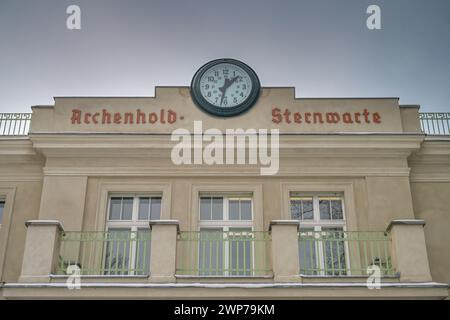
410;173;450;183
42;166;411;177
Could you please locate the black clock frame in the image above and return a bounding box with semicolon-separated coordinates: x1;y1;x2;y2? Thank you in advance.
190;58;261;117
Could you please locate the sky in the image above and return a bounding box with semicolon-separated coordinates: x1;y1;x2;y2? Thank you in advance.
0;0;449;113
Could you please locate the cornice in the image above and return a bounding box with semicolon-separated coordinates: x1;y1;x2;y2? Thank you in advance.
42;166;410;177
29;134;424;158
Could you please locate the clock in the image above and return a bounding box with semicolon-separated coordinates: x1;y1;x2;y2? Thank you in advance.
190;58;261;117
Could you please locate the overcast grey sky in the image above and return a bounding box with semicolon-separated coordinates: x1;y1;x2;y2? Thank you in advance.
0;0;449;113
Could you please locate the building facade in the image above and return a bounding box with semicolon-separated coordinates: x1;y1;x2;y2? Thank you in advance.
0;86;449;299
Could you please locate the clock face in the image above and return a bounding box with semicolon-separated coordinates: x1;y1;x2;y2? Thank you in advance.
191;59;260;117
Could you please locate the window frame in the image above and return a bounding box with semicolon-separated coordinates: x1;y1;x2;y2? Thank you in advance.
198;194;254;276
290;193;351;276
104;194;161;275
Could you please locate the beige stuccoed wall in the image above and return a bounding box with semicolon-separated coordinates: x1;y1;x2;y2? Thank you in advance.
0;139;43;283
38;176;87;231
365;176;415;230
409;139;450;298
411;183;450;284
30;88;404;134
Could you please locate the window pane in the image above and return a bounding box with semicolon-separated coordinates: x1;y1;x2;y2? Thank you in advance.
319;199;331;220
0;201;5;224
138;197;150;220
104;229;131;275
302;200;314;220
135;229;151;275
229;200;239;220
290;200;302;220
122;198;133;220
211;197;223;220
109;198;122;220
150;197;162;220
241;200;252;220
200;197;211;220
331;200;343;220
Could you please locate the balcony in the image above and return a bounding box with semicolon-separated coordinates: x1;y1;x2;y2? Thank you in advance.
17;219;433;284
56;230;152;276
176;231;272;277
298;230;395;277
419;113;450;135
10;219;444;299
0;113;31;136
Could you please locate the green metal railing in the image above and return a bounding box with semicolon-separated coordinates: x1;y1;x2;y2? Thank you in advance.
56;230;151;276
419;113;450;135
176;230;272;276
298;230;394;276
0;113;31;136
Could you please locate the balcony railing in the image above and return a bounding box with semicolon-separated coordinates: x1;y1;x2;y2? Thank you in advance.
56;230;152;276
0;113;31;136
298;230;395;276
176;230;272;276
419;113;450;135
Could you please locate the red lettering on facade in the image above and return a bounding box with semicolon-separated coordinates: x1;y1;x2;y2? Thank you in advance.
270;107;382;125
70;109;179;126
71;109;81;124
168;109;177;124
113;113;122;124
137;109;146;124
373;112;381;123
305;112;311;124
124;112;134;124
102;109;111;124
149;112;157;124
92;113;99;124
343;113;353;124
326;112;340;124
283;109;291;123
313;113;324;124
363;109;370;123
272;108;282;124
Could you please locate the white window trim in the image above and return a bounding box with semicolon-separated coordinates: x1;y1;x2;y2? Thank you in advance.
291;194;351;276
105;194;161;275
198;195;254;276
198;195;254;230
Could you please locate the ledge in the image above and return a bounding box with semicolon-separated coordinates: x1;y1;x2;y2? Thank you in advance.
2;281;448;299
149;220;180;232
387;219;426;232
269;220;300;231
25;220;64;232
3;281;447;289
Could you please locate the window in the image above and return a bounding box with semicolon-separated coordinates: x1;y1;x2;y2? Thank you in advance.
198;194;253;276
104;195;161;275
0;200;4;224
290;193;347;276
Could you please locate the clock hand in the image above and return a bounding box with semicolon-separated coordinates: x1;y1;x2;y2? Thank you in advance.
219;77;231;106
219;76;241;106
